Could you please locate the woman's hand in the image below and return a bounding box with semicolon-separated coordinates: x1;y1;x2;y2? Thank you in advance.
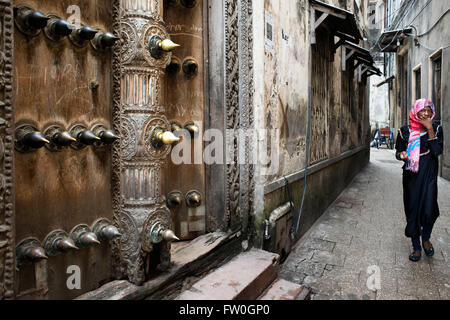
418;116;433;130
418;114;435;138
400;151;409;161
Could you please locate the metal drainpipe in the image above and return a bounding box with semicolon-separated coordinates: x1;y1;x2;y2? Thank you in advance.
264;202;292;240
295;6;313;235
264;220;271;240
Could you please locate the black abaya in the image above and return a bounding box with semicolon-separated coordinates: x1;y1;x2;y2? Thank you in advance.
395;123;444;239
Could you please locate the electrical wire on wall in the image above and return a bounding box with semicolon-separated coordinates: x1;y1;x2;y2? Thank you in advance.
375;0;431;77
405;8;450;52
370;0;410;33
381;1;450;62
416;8;450;37
371;0;417;53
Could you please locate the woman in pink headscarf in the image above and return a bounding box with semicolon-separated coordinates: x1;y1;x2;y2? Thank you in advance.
395;99;443;262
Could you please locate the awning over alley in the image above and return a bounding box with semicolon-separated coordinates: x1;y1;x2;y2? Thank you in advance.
375;75;395;87
376;28;413;52
310;0;363;44
341;41;382;76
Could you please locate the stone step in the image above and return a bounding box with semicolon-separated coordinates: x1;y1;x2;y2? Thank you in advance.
257;278;311;300
176;249;280;300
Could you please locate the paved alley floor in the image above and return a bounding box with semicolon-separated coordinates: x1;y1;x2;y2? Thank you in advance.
280;148;450;300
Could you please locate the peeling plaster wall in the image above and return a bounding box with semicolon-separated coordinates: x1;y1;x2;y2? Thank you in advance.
252;0;267;248
251;0;371;248
263;0;309;182
258;0;369;181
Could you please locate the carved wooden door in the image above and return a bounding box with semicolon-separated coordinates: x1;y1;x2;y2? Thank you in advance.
13;0;117;299
163;0;206;240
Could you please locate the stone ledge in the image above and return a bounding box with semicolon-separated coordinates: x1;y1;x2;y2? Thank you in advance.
264;145;369;194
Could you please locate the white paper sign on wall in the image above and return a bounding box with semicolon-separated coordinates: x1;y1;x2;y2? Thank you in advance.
265;11;274;53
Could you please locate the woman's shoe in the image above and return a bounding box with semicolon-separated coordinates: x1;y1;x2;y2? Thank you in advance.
409;251;421;262
423;242;434;257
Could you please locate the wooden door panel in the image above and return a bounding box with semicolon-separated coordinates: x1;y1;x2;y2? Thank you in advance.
14;0;114;299
164;0;206;240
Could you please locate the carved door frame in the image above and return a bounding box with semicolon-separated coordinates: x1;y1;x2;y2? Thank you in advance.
205;0;255;236
110;0;255;282
0;0;255;297
0;0;15;300
110;0;255;283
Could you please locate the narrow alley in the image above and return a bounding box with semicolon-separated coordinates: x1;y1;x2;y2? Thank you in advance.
2;0;449;305
280;148;450;300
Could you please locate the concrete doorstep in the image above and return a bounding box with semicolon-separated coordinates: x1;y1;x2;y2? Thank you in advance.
76;232;241;300
258;278;311;300
75;235;311;300
176;249;311;300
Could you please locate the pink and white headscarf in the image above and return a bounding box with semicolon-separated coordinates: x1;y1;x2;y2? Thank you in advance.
406;99;435;173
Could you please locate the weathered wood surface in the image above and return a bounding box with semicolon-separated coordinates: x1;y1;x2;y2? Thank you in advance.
163;0;206;240
14;0;114;299
75;231;242;300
